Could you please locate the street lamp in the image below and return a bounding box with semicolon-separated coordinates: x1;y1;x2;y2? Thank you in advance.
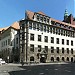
7;45;13;63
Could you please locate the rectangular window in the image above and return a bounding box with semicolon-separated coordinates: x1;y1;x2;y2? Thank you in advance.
33;23;36;30
51;47;54;53
16;38;18;44
56;47;59;53
38;45;41;52
53;28;55;34
40;24;43;31
22;24;25;30
45;46;48;53
44;17;46;22
44;36;48;42
51;37;54;43
50;27;52;33
22;34;25;40
62;48;64;54
6;40;7;46
37;24;39;31
22;44;24;53
56;38;59;44
44;25;46;32
66;40;69;45
47;26;49;33
67;48;69;54
62;39;64;45
71;40;73;46
47;19;49;23
40;16;43;22
30;34;34;41
29;22;32;29
37;15;39;21
71;48;73;54
30;44;34;52
38;35;41;41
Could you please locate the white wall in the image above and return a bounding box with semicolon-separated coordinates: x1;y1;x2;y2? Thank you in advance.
28;29;75;51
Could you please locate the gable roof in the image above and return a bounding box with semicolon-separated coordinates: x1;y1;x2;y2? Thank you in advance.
0;21;20;33
26;10;75;28
0;27;9;31
37;11;46;16
11;21;20;29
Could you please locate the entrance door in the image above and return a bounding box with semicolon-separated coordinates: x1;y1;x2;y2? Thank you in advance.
40;57;46;63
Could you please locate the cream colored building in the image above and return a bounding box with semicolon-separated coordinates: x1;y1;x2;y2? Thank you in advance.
20;10;75;63
0;22;20;62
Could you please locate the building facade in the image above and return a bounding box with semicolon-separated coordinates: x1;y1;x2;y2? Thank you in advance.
20;10;75;63
0;22;20;62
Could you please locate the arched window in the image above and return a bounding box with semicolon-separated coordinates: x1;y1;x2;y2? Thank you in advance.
66;57;69;61
71;57;73;62
30;56;34;61
51;57;54;62
56;57;60;61
62;57;65;61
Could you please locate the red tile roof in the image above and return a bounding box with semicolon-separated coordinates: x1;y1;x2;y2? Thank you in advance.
0;27;9;31
26;10;75;28
11;22;20;29
37;11;46;16
26;10;34;20
0;22;20;32
51;18;75;27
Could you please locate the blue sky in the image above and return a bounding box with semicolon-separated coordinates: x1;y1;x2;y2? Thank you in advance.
0;0;74;28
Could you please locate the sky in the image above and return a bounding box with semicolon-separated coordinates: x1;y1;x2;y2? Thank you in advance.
0;0;74;28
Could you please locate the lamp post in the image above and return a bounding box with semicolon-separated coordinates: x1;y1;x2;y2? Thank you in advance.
7;45;13;63
7;56;9;63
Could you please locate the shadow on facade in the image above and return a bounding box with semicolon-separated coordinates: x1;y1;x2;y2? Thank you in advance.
1;30;20;63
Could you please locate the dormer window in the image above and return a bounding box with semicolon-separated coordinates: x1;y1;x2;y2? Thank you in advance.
51;21;55;25
56;23;60;27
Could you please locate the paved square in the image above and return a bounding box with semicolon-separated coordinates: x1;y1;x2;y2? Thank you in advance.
0;63;75;75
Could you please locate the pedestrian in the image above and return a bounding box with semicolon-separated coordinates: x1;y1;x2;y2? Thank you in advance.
21;60;24;66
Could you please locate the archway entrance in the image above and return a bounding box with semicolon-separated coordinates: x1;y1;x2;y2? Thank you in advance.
40;57;46;63
40;55;46;63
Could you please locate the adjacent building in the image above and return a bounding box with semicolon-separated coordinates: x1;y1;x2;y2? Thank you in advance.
0;22;20;62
